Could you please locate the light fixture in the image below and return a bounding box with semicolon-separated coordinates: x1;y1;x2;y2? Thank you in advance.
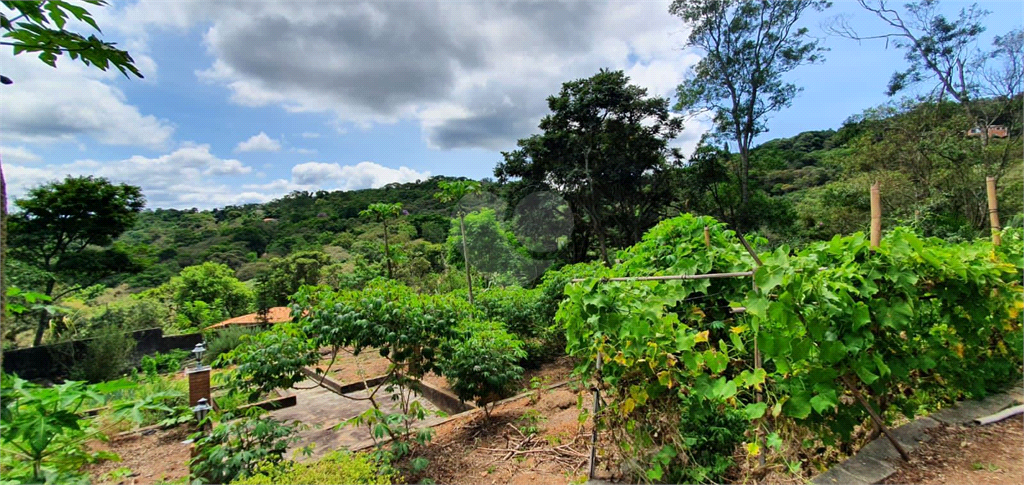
192;397;212;429
192;342;207;368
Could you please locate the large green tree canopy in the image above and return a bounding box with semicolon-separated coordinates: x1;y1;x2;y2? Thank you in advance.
8;175;145;345
495;69;684;264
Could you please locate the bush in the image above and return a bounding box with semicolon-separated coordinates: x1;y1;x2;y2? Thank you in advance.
204;326;263;366
141;349;192;376
190;413;304;484
70;328;138;383
439;320;526;419
231;450;397;485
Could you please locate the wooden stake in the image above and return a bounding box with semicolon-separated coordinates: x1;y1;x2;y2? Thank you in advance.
704;225;711;249
588;353;603;479
986;177;1001;246
870;181;881;249
841;375;910;461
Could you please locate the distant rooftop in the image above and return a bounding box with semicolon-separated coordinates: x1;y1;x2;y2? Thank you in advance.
208;307;293;329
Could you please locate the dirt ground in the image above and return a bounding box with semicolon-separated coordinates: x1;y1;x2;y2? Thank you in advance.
85;426;192;485
883;416;1024;485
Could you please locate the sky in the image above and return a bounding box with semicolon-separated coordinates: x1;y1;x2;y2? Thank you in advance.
2;0;1021;210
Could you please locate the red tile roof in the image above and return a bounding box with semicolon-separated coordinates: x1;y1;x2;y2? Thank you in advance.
207;307;293;329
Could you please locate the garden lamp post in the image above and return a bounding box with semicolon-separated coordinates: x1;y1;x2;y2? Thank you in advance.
192;397;212;432
192;342;206;369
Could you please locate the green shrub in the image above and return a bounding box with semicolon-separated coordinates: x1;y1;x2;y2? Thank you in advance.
190;412;304;484
1;374;128;483
70;328;138;383
141;349;191;376
231;450;397;485
204;326;263;366
439;320;526;419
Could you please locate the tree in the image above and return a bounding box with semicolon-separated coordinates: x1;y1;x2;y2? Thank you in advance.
8;176;144;345
495;69;683;264
359;203;403;279
434;180;482;304
832;1;1022;179
671;0;829;224
254;251;331;313
1;0;144;359
166;262;253;321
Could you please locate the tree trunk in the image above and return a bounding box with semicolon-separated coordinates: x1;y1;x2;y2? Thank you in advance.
459;212;474;304
1;157;5;365
738;144;751;206
33;279;56;346
383;219;392;279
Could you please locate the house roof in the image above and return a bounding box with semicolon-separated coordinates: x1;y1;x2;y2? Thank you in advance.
207;307;293;329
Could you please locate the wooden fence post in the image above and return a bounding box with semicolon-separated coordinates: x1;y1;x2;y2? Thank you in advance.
986;177;1001;246
588;352;603;479
704;225;711;249
870;181;881;249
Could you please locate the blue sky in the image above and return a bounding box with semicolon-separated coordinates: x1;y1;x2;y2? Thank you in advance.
2;0;1021;209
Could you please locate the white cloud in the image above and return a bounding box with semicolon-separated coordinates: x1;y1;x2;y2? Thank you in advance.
0;54;174;149
0;146;42;164
234;132;282;152
4;144;257;209
301;132;321;139
113;1;701;150
290;147;317;155
245;161;430;193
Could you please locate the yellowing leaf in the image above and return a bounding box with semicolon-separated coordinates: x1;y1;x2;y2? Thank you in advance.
954;343;965;358
691;306;706;318
622;398;636;415
695;330;709;344
730;325;747;335
746;442;760;456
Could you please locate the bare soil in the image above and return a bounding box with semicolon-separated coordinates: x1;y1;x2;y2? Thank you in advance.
85;426;192;485
883;417;1024;485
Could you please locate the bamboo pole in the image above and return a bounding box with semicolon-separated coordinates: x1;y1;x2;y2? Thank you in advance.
986;176;1001;246
841;375;910;461
704;225;711;249
588;353;603;479
570;271;754;283
870;181;881;249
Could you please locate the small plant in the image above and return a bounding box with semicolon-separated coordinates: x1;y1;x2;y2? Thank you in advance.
232;450;397;485
189;410;305;484
0;373;130;483
204;325;263;367
103;466;134;482
972;462;999;472
141;349;191;376
516;409;546;435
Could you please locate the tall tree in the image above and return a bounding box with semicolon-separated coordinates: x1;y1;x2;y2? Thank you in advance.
8;176;145;345
359;203;403;279
671;0;829;224
434;180;482;304
832;1;1022;179
2;0;144;357
495;69;684;264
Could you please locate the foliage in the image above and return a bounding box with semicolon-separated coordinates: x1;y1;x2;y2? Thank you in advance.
0;373;129;484
359;203;404;279
231;450;397;485
165;262;254;321
435;179;483;302
446;208;526;283
141;349;191;376
107;371;189;430
439;320;526;418
0;0;144;83
216;324;318;402
671;0;829;225
253;251;331;310
558;213;1021;483
7;175;145;345
68;327;137;383
189;411;305;484
495;69;684;264
204;325;265;368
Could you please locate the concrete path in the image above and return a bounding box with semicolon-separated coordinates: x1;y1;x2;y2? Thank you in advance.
270;379;449;461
